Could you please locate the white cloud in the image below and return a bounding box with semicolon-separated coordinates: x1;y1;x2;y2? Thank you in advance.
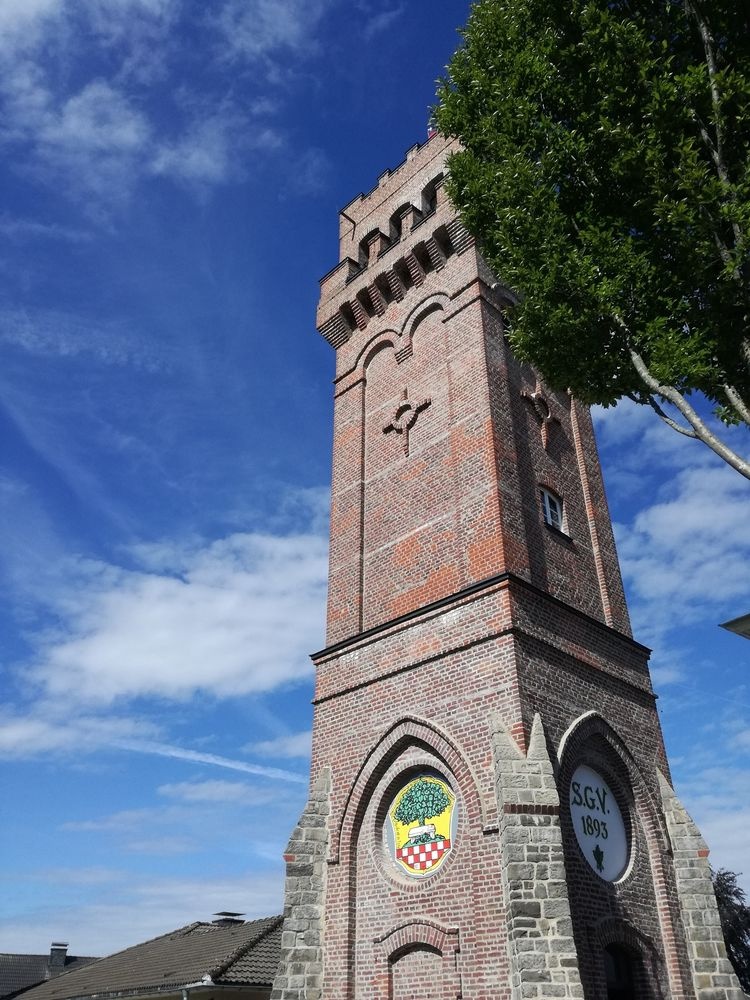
0;0;332;207
158;779;276;803
0;215;91;242
362;5;403;40
44;80;150;154
215;0;335;62
0;0;61;53
21;531;326;705
676;764;750;882
0;67;152;204
613;461;750;643
0;869;284;954
247;730;312;759
151;114;283;186
0;713;157;757
152;116;236;185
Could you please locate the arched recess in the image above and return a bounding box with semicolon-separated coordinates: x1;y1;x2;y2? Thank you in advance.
588;918;666;1000
401;293;451;343
333;330;399;390
388;203;417;243
358;330;398;374
330;715;489;865
374;919;461;1000
557;711;670;853
557;711;688;1000
338;293;452;385
358;227;384;267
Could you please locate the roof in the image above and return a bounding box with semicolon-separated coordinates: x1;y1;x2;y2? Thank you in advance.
720;612;750;639
17;918;283;1000
0;955;97;1000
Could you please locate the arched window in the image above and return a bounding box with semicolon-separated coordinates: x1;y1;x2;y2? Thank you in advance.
540;486;565;532
604;944;637;1000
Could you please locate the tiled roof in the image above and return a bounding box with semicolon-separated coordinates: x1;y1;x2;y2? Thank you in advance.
18;918;282;1000
217;923;281;985
0;955;97;1000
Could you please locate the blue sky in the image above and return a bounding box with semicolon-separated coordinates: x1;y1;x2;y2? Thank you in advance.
0;0;748;958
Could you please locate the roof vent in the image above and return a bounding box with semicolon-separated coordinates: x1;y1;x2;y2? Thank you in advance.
212;912;245;927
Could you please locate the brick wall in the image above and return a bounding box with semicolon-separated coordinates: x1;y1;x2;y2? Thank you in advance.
272;134;743;999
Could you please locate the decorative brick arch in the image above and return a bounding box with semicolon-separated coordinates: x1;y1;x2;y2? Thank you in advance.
401;292;451;341
557;710;670;850
373;919;461;1000
357;330;399;374
557;710;690;1000
331;715;491;865
588;917;666;1000
375;917;460;955
343;290;452;383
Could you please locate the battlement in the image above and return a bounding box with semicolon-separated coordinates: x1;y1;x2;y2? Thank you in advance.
336;133;459;261
340;131;446;215
318;133;471;348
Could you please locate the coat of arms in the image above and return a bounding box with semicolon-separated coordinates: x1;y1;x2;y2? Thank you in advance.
388;775;456;877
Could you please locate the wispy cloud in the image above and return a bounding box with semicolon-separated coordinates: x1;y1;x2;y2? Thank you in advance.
361;5;404;40
214;0;337;62
0;215;91;242
287;147;331;196
0;0;337;210
0;307;160;367
157;779;278;803
0;869;285;954
115;739;308;783
246;730;312;759
0;713;158;757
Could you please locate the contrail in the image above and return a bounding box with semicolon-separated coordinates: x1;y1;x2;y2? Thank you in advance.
112;738;308;784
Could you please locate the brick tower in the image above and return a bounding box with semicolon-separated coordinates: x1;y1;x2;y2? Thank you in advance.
271;136;742;1000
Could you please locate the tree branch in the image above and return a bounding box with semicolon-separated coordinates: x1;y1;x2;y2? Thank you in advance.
698;203;734;270
629;346;750;479
687;1;728;181
723;384;750;426
645;395;699;437
686;0;744;249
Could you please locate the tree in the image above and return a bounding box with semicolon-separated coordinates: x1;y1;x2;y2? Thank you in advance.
712;867;750;992
436;0;750;478
394;778;451;844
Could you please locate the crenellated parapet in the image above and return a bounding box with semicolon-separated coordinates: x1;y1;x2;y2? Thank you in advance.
317;134;473;349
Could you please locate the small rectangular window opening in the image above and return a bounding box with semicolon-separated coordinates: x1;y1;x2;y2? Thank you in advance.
541;488;564;532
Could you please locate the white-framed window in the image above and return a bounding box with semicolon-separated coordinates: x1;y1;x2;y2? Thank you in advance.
540;487;565;532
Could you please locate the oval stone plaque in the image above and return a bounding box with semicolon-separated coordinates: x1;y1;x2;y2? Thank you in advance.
569;764;629;881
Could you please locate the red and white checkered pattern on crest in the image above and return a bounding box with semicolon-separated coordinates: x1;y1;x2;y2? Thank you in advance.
395;839;452;871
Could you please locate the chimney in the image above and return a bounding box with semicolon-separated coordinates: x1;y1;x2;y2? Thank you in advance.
49;944;68;977
212;912;245;927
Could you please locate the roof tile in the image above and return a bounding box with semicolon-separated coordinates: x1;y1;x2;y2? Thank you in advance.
17;918;282;1000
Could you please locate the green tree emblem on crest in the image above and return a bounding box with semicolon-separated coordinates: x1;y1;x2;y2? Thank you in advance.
394;778;452;846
